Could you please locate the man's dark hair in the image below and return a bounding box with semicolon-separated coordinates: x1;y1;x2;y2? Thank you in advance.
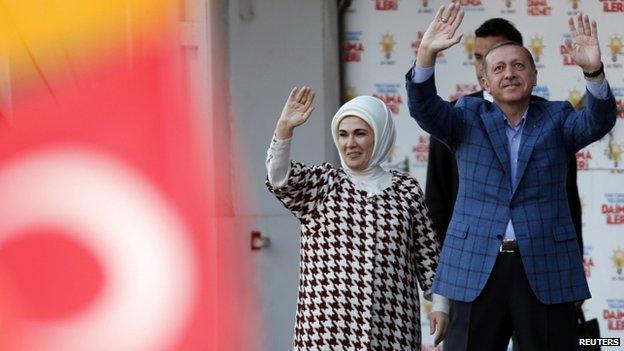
475;18;523;45
482;41;536;78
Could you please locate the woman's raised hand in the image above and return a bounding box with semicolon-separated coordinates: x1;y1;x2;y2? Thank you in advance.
275;86;315;139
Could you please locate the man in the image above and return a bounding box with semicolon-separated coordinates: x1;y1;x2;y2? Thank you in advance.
406;3;616;350
425;18;583;256
424;18;585;351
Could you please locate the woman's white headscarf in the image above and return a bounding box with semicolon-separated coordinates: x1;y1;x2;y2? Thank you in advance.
331;96;396;194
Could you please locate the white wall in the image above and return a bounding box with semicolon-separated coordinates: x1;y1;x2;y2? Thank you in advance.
226;1;340;349
229;0;340;217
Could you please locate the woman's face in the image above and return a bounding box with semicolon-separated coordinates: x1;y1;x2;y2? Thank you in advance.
337;116;374;172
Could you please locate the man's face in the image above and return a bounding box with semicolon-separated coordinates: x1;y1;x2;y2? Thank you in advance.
481;45;537;104
474;35;507;89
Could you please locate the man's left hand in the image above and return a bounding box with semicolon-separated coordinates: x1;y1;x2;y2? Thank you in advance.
566;12;602;74
429;311;449;347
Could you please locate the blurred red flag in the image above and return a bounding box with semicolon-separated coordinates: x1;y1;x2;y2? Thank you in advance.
0;1;247;350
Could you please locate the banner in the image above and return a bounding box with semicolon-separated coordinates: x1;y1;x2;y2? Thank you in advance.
344;1;624;349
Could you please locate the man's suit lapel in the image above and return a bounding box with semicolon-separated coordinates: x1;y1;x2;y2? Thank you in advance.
481;106;512;186
513;103;543;195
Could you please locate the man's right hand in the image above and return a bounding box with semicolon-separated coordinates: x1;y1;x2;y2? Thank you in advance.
275;86;315;140
416;2;464;68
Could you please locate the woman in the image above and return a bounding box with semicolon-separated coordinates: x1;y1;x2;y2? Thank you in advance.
266;86;449;350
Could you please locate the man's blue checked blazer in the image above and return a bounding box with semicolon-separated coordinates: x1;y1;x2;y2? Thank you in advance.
406;73;617;304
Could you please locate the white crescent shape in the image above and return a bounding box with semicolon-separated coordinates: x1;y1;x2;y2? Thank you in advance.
0;147;197;351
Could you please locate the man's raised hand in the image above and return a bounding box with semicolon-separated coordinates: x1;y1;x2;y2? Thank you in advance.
566;12;602;78
416;2;465;68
